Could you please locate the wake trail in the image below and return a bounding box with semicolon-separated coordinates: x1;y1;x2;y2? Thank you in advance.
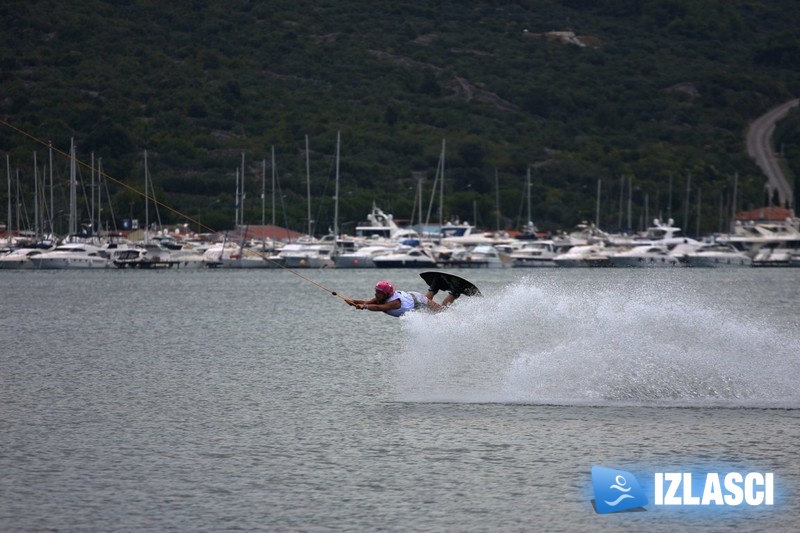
394;275;800;408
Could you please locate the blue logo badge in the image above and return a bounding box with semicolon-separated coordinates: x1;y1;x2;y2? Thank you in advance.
592;466;649;514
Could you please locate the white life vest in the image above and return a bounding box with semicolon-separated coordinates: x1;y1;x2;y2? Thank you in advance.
383;290;427;317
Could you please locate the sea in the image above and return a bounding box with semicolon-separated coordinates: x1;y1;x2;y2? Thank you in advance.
1;267;798;532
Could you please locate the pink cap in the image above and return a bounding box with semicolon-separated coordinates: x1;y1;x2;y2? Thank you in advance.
374;280;394;295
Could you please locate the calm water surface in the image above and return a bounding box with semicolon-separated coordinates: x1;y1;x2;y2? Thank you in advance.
1;268;799;531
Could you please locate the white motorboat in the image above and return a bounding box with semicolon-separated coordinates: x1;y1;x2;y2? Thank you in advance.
612;218;701;249
100;241;139;263
682;243;752;268
509;241;560;267
30;242;109;269
354;205;418;241
334;205;420;268
0;248;45;269
560;221;611;245
169;248;208;269
716;218;800;257
439;220;475;237
609;245;684;268
439;244;511;268
113;243;207;269
553;244;614;268
334;244;393;268
277;241;335;269
203;243;273;268
373;245;437;268
752;241;800;267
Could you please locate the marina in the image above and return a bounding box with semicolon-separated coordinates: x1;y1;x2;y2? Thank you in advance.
3;211;800;271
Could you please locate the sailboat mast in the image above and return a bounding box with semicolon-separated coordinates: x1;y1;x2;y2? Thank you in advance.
306;134;312;237
271;146;276;229
16;169;21;238
144;149;149;242
48;142;54;236
97;158;103;235
33;151;40;239
6;154;10;245
730;172;738;233
90;152;95;237
241;152;245;227
424;164;437;228
261;159;266;227
234;168;239;229
333;131;340;239
526;166;532;226
439;139;445;226
70;140;77;235
618;174;624;230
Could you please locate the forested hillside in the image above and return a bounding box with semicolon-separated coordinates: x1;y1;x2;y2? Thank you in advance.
2;0;799;236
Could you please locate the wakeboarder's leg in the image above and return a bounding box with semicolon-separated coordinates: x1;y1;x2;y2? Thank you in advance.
425;274;444;301
427;299;444;312
440;291;459;307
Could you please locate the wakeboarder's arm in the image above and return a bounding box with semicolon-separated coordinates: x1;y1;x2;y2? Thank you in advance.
363;299;401;312
346;297;381;309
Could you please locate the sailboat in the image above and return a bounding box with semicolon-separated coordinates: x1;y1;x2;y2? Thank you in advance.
276;133;339;269
33;140;109;269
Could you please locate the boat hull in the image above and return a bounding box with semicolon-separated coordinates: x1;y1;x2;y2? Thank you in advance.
0;260;35;269
685;256;752;268
511;258;556;268
282;256;334;269
609;256;682;268
31;257;108;269
438;259;501;268
373;259;437;268
334;256;377;268
554;257;613;268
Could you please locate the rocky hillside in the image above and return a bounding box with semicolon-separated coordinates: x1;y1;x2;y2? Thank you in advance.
1;0;799;235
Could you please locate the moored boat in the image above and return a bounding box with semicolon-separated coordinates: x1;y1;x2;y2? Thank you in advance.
0;248;45;269
203;243;273;268
373;245;437;268
752;242;800;267
334;244;393;268
609;245;684;268
30;242;108;269
277;241;335;269
439;245;511;268
682;243;752;268
554;244;614;268
509;241;560;268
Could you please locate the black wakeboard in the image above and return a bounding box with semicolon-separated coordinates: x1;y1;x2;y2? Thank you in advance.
419;270;482;297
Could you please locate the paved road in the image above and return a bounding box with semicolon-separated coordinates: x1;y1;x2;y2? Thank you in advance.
746;98;798;207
